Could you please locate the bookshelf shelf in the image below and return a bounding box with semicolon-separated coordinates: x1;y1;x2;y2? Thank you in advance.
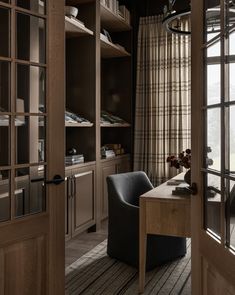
100;3;131;32
65;16;94;37
100;123;131;127
65;122;94;127
65;160;96;170
100;35;130;58
100;153;130;163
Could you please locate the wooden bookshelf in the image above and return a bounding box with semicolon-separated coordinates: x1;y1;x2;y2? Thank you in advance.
65;16;94;37
100;3;131;32
100;35;130;58
65;0;132;237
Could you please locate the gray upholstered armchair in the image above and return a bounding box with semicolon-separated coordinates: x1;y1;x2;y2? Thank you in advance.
106;171;186;270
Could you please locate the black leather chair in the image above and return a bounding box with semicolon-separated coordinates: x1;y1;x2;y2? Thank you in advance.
106;171;187;271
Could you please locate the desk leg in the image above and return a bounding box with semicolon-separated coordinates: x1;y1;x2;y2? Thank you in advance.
139;199;147;293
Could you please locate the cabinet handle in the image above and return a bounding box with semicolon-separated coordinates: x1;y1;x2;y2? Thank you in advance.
70;176;74;198
67;177;71;198
73;176;76;196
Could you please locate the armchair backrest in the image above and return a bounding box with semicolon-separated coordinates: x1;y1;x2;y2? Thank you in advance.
107;171;153;207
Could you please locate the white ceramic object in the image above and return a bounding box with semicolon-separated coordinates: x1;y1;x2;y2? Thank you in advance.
65;6;78;18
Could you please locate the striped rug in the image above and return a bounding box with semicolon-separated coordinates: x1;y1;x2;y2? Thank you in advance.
66;239;191;295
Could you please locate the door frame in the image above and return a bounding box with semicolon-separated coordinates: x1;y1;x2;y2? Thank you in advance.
191;0;235;293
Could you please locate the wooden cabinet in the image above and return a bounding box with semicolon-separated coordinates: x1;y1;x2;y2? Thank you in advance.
65;163;96;240
101;155;130;219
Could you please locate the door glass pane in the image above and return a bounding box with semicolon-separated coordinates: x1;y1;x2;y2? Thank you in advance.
0;61;10;112
229;105;235;175
0;115;10;166
17;64;46;113
15;166;46;218
205;173;221;238
15;116;46;164
16;13;46;64
205;3;221;57
33;116;45;163
228;180;235;250
0;7;10;57
207;33;221;57
229;63;235;101
207;108;221;171
17;0;46;15
15;115;28;164
0;170;10;222
207;64;221;105
229;31;235;56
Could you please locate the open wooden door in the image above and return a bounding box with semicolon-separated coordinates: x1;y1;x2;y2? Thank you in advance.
191;0;235;293
0;0;65;294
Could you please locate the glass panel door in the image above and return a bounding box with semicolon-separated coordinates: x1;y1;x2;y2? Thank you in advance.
203;0;235;251
0;0;47;221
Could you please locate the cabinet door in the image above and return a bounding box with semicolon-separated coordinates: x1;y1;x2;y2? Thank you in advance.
101;164;116;219
116;158;131;174
72;171;94;237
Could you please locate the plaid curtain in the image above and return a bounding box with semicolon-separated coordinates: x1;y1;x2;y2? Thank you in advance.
134;15;191;186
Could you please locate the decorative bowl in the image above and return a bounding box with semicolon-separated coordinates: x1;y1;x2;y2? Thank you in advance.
65;6;78;18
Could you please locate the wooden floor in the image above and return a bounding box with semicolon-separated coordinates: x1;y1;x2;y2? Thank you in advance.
65;220;108;268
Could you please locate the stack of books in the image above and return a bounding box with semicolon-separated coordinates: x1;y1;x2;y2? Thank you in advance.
101;146;116;159
105;144;125;156
101;110;127;125
65;110;91;124
101;0;119;15
100;0;130;25
65;154;84;166
118;5;130;25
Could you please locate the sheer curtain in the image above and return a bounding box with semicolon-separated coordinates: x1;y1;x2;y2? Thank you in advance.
134;15;191;186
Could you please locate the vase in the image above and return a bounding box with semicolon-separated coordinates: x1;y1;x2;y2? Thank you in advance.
184;169;191;185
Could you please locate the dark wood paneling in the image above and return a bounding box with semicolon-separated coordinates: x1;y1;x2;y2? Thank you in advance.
1;236;47;295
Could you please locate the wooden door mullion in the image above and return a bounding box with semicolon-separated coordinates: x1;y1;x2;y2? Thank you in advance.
10;4;16;220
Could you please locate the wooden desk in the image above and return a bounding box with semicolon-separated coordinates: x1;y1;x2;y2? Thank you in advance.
139;173;191;293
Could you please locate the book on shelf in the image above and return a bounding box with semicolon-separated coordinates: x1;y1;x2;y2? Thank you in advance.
118;5;130;25
65;110;91;124
104;144;125;156
100;33;110;43
101;146;116;159
101;110;128;125
102;0;126;19
65;154;84;165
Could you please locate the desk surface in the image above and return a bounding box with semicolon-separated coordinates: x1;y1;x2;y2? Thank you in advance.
141;173;190;201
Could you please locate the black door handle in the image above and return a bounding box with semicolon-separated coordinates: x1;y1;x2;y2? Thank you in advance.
45;175;64;185
31;175;64;185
